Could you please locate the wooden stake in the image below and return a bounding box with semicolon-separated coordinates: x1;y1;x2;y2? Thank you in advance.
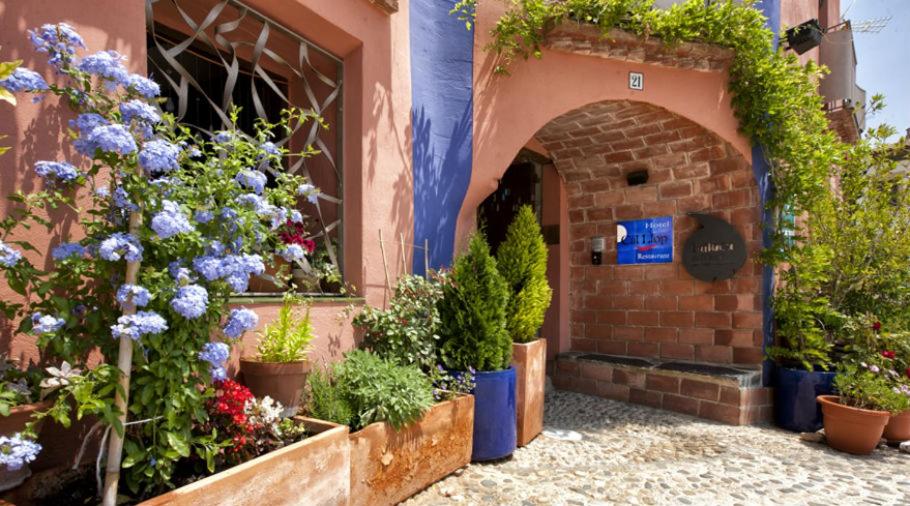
378;229;391;297
102;211;142;506
423;238;429;276
399;232;407;275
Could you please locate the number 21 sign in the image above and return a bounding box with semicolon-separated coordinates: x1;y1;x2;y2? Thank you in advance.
629;72;643;91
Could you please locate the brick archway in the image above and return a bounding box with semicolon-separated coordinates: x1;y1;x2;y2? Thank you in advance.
533;99;764;366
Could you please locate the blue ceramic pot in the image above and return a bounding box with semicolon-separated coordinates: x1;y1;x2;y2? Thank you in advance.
470;367;517;461
773;366;836;432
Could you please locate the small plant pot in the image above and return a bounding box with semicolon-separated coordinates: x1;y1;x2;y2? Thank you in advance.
817;395;890;455
512;338;546;446
883;410;910;443
239;359;309;413
772;366;836;433
471;367;517;462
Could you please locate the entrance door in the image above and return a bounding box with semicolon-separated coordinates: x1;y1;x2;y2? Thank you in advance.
478;156;542;254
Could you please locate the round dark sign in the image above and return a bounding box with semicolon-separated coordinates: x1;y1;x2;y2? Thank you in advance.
682;213;746;282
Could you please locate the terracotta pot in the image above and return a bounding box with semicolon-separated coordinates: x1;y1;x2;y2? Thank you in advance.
817;395;890;455
883;410;910;443
349;395;474;506
140;418;350;506
512;338;546;446
239;359;309;412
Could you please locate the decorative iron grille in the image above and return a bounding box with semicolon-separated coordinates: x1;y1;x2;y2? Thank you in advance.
145;0;344;290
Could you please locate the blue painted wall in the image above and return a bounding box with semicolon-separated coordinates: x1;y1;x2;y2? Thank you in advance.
756;0;781;385
410;0;474;275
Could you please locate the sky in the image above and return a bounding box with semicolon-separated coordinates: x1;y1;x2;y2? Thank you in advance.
842;0;910;136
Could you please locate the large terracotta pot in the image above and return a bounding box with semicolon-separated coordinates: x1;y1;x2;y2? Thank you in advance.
817;395;890;455
883;410;910;443
140;418;350;506
0;400;52;493
239;359;309;412
348;395;474;506
512;338;546;446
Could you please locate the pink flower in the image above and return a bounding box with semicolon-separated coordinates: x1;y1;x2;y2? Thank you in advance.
882;350;896;359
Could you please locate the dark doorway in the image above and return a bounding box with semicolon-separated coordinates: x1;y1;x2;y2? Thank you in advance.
478;150;548;253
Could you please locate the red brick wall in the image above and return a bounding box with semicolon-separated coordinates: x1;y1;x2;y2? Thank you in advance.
535;101;764;365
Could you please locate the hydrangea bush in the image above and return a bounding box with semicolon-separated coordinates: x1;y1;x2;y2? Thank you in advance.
0;24;321;494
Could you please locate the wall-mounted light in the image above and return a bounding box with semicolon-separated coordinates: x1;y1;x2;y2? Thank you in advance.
785;19;824;54
591;236;605;265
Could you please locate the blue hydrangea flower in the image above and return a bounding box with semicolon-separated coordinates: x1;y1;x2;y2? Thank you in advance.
110;311;168;341
137;139;180;174
264;206;288;230
210;366;228;381
28;23;84;67
99;232;143;262
198;342;230;367
111;187;138;212
223;308;258;339
212;131;233;143
194;210;214;224
279;244;305;262
116;284;151;308
77;50;128;85
31;313;65;334
34;161;80;184
0;433;42;471
261;141;280;157
125;74;160;98
151;200;194;239
51;242;85;261
0;68;49;93
85;124;137;155
0;241;22;267
70;113;109;134
120;99;160;125
289;210;303;223
235;169;267;195
171;284;208;319
236;193;266;212
297;183;319;204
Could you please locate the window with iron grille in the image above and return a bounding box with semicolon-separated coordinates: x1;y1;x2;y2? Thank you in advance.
145;0;344;294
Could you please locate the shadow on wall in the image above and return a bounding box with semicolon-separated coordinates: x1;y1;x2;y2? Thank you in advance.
412;102;473;275
0;1;147;363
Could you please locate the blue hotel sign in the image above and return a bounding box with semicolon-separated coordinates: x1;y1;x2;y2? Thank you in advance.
617;216;673;264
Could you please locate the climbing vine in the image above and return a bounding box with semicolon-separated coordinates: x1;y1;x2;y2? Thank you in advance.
483;0;860;368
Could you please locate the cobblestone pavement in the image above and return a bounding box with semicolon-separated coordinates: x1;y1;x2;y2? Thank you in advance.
406;390;910;506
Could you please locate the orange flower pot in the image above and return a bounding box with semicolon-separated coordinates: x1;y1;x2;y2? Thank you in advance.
883;410;910;443
817;395;890;455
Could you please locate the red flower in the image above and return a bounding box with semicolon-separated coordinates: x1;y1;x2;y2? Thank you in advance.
301;239;316;253
872;321;882;331
882;350;896;359
906;367;910;379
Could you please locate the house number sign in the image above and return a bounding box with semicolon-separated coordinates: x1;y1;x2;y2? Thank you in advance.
629;72;644;91
682;213;747;282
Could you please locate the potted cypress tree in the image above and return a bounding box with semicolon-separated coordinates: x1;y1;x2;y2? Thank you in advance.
496;205;552;446
437;234;514;461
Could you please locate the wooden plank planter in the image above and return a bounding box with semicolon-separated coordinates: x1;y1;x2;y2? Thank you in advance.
348;394;474;506
513;338;546;446
140;418;350;506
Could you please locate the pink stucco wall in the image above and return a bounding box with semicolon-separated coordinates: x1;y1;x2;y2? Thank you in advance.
0;0;414;365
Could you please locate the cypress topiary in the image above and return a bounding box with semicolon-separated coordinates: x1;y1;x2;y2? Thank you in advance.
496;205;553;343
437;234;512;371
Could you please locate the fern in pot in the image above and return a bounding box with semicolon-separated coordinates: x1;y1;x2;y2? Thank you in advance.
240;294;315;414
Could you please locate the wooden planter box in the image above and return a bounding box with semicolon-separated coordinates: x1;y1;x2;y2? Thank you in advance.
141;418;350;506
348;395;474;506
512;339;546;446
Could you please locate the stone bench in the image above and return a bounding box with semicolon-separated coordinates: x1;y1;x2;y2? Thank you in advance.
552;352;771;425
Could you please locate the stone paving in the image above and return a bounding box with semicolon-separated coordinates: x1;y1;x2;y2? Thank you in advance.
406;390;910;506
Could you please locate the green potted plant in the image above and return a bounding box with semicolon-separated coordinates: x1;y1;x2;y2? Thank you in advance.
495;205;551;447
437;234;514;461
818;358;909;455
240;293;315;413
307;349;471;506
